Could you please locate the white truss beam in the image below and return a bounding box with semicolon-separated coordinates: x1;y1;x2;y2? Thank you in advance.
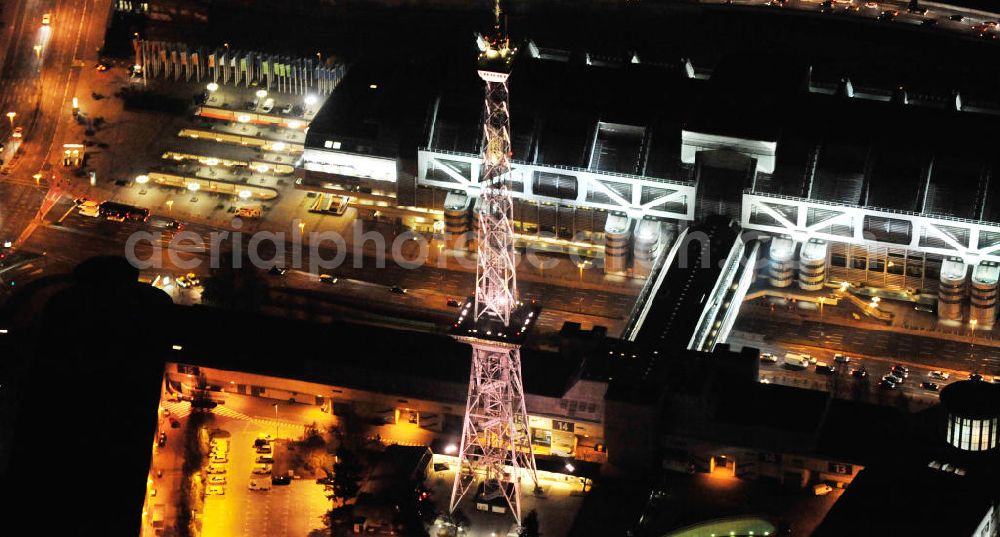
742;192;1000;264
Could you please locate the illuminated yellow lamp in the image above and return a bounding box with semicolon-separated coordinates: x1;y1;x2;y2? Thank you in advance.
186;182;200;192
135;174;149;184
272;141;287;151
287;120;301;129
205;158;219;166
238;190;252;200
255;164;269;173
237;115;250;123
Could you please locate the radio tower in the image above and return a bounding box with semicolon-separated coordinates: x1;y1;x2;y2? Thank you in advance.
449;0;540;525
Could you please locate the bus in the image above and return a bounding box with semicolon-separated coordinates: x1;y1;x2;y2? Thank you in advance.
99;201;149;222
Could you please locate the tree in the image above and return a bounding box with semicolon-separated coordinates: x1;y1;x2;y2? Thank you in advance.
518;510;540;537
333;447;364;499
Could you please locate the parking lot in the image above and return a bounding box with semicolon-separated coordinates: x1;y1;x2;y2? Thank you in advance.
200;420;330;537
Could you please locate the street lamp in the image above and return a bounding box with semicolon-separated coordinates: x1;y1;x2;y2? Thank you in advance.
273;403;279;439
166;200;174;211
255;89;267;110
186;182;200;192
272;141;286;152
304;94;318;106
6;111;15;129
206;82;219;93
969;318;979;374
135;174;149;184
238;190;252;200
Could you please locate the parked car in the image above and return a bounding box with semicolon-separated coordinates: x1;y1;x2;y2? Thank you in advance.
11;127;23;138
390;285;407;294
269;266;287;276
281;104;294;115
157;432;167;447
760;352;779;364
969;372;984;381
879;379;897;390
891;364;909;378
272;475;292;485
813;483;833;496
42;13;51;25
252;464;272;474
851;368;868;379
255;455;274;464
447;298;463;308
884;373;904;384
207;464;226;474
834;354;851;364
929;370;950;381
206;485;225;496
815;363;836;375
176;273;201;289
209;475;227;485
920;382;940;391
319;274;337;284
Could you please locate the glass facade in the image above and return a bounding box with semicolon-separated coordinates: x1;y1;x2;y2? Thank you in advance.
946;414;998;452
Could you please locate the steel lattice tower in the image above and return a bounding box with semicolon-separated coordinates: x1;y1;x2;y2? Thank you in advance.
449;1;540;525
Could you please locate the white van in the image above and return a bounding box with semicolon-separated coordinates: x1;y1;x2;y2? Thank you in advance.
260;98;275;113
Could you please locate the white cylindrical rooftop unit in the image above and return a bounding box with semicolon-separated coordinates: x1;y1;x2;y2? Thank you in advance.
604;214;631;275
938;257;967;321
632;218;663;278
798;238;828;291
768;235;796;288
969;261;999;327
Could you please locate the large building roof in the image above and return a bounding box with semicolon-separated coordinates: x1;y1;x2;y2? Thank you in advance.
308;40;1000;223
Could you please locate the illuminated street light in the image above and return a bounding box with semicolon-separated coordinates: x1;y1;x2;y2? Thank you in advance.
255;164;269;173
287;120;301;129
205;158;219;166
444;444;457;454
5;111;15;128
565;463;575;473
186;182;200;192
304;94;318;106
272;141;286;151
135;174;149;184
166;200;174;211
255;89;268;99
33;45;41;58
237;115;250;123
206;82;219;92
238;190;252;200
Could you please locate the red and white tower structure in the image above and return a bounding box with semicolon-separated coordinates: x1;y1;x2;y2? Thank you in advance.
449;0;540;525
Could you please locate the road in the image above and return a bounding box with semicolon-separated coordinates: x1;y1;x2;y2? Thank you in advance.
726;327;987;408
705;0;1000;37
0;0;107;258
11;205;633;334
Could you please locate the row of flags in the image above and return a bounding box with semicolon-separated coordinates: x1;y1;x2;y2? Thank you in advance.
136;40;346;96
